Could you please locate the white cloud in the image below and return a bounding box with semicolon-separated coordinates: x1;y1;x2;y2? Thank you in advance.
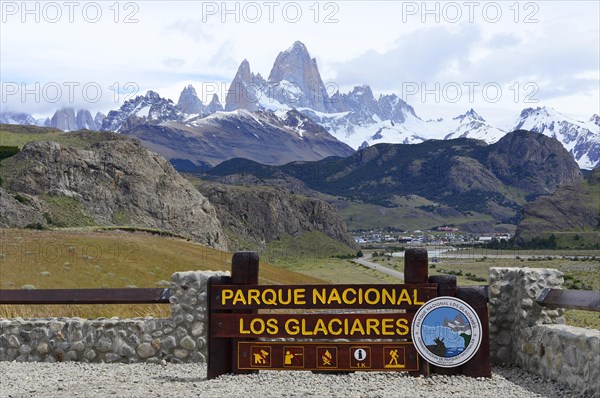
0;1;597;119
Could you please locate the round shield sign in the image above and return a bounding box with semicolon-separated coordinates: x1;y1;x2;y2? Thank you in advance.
411;296;482;368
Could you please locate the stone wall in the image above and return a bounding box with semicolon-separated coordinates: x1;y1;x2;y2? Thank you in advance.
0;270;227;364
489;267;600;396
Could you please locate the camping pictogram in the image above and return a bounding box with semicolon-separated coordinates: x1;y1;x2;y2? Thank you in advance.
283;346;304;367
250;346;271;367
316;347;338;368
384;347;406;369
350;347;371;368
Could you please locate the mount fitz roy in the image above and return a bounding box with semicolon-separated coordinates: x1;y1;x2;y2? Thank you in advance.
2;41;598;169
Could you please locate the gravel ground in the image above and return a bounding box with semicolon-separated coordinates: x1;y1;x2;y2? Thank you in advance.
0;363;592;398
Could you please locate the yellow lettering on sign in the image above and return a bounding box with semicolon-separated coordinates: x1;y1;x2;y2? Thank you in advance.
365;318;380;335
233;289;247;305
397;289;411;305
395;318;409;335
328;289;342;305
329;318;342;335
342;288;356;305
285;318;300;335
247;289;260;305
381;318;394;335
350;319;365;335
313;319;327;335
413;289;425;305
221;289;233;305
294;289;306;305
313;288;326;305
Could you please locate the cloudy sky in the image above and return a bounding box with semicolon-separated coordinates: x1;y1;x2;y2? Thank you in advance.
1;1;598;122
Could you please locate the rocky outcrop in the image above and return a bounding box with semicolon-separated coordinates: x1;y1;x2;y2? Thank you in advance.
0;135;225;248
194;180;357;250
484;130;583;194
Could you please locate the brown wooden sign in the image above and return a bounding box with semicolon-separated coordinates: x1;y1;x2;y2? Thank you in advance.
207;250;492;380
237;342;419;372
210;284;437;310
211;313;415;338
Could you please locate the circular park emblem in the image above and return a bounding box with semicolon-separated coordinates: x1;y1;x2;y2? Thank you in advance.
411;296;482;368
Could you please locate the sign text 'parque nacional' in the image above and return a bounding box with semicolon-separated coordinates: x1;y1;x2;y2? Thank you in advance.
211;284;437;310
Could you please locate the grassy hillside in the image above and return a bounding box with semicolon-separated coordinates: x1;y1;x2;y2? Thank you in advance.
0;229;324;318
0;124;123;149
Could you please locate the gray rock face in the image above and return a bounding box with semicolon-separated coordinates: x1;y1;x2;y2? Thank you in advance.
49;108;78;131
75;109;96;130
45;108;102;131
224;60;265;112
1;135;225;249
93;112;106;129
206;94;223;113
177;85;206;115
268;41;333;112
195;181;357;250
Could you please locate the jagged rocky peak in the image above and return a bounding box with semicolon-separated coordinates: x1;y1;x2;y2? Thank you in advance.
377;94;418;123
590;114;600;126
177;84;205;115
207;94;224;113
94;112;106;128
454;108;485;122
49;107;77;131
101;90;183;132
75;109;96;130
225;59;264;112
268;41;332;112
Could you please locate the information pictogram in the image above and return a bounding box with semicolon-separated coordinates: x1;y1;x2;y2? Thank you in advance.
350;347;371;368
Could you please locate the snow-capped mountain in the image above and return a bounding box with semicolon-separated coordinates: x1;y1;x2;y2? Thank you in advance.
508;107;599;169
101;90;184;132
3;41;599;169
0;112;36;126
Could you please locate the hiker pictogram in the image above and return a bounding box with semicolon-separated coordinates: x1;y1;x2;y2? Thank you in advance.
251;346;271;367
384;347;406;369
283;346;304;367
317;347;337;368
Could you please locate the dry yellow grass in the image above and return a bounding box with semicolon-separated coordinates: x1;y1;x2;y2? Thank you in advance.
0;228;324;318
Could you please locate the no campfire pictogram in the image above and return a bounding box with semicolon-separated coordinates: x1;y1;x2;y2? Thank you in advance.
317;347;338;368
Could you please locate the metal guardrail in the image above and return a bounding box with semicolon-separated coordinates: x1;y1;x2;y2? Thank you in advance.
536;288;600;312
0;288;171;305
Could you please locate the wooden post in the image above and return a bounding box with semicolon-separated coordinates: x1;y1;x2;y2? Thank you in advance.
404;248;430;376
207;274;232;380
458;286;491;378
428;275;458;376
230;251;259;375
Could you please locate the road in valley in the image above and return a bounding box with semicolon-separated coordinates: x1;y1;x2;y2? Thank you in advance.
353;254;404;281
